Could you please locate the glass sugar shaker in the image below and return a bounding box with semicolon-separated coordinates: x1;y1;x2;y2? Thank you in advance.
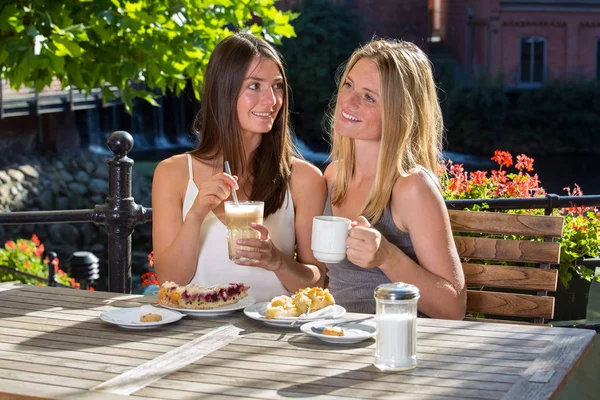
373;282;420;371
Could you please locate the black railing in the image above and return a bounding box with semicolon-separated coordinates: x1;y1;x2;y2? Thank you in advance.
1;130;600;294
0;131;151;293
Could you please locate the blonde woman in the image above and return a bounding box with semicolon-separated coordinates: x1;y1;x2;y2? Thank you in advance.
324;39;466;319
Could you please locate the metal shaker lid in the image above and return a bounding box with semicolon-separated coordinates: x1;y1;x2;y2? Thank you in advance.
374;282;420;301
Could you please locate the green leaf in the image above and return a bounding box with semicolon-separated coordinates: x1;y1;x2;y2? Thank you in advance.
64;24;89;41
52;37;83;57
47;53;65;74
101;85;117;101
26;25;39;37
273;24;295;38
124;2;143;13
0;4;24;31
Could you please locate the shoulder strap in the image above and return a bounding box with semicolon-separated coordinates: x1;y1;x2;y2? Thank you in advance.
187;154;194;180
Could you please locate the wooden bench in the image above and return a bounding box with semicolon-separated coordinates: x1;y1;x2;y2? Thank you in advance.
449;210;565;324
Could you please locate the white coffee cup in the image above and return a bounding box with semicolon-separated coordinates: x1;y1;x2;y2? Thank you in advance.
311;216;351;263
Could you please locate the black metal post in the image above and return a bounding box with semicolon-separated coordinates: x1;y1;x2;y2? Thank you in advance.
47;251;57;287
95;131;151;293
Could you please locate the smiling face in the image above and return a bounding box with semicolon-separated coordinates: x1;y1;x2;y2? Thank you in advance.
236;57;284;137
334;58;382;142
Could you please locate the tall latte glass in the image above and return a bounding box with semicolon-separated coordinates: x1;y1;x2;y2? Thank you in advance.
224;201;264;262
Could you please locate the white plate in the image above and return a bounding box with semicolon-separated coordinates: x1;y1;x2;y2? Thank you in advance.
100;305;185;329
300;319;376;344
159;296;256;316
243;302;346;327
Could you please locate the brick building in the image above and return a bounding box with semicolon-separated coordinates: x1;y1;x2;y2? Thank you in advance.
432;0;600;86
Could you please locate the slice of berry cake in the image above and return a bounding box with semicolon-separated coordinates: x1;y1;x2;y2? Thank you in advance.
157;281;250;309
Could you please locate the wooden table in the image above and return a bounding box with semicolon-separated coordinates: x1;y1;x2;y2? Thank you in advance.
0;283;595;400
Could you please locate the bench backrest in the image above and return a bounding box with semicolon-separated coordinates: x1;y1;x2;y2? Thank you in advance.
449;210;565;324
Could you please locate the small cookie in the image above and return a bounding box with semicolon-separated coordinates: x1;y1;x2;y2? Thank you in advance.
140;313;162;322
322;326;344;336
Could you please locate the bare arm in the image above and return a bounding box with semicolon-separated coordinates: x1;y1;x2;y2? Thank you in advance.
151;155;237;285
346;171;466;320
380;172;465;319
274;158;327;290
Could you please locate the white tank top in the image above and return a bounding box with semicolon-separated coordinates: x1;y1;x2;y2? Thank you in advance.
182;154;295;302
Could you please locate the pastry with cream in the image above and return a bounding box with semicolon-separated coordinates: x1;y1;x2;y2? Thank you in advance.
265;287;335;319
322;326;344;336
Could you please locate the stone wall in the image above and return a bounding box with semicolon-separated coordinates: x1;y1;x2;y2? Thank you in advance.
0;143;153;291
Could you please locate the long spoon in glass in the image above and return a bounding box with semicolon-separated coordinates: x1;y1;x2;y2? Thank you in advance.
223;161;239;205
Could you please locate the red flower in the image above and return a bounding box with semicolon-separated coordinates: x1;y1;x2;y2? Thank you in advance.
449;162;465;177
6;241;16;250
469;171;487;185
147;251;154;268
31;234;41;246
141;271;158;288
35;244;45;258
436;163;447;177
515;155;534;172
19;241;30;253
491;169;508;184
491;150;513;168
24;261;31;269
89;287;95;292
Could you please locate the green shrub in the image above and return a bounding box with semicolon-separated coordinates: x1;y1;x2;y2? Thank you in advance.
442;79;600;155
280;0;363;152
0;235;80;288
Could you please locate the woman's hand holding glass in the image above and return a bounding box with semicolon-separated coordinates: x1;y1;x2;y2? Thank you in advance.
189;172;238;218
234;223;283;271
346;216;392;269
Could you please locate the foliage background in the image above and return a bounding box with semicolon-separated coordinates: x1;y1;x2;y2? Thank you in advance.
279;0;362;153
0;0;296;111
440;79;600;156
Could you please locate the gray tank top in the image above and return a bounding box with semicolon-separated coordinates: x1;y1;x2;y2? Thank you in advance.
324;188;418;314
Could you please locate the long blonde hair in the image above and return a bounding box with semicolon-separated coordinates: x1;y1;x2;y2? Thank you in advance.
329;39;443;224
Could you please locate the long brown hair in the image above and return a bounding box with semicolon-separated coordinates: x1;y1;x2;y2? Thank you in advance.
329;39;443;224
190;32;296;217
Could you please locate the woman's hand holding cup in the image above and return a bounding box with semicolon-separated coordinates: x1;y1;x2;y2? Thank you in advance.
234;223;283;271
311;215;390;267
346;216;391;269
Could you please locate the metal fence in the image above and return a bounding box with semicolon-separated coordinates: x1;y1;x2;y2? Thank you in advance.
0;131;151;293
1;130;599;293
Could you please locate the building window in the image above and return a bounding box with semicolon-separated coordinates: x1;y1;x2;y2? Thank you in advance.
520;37;546;85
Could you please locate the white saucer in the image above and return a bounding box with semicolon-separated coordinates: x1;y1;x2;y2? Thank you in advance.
100;305;185;329
300;319;376;344
243;302;346;328
159;296;256;316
